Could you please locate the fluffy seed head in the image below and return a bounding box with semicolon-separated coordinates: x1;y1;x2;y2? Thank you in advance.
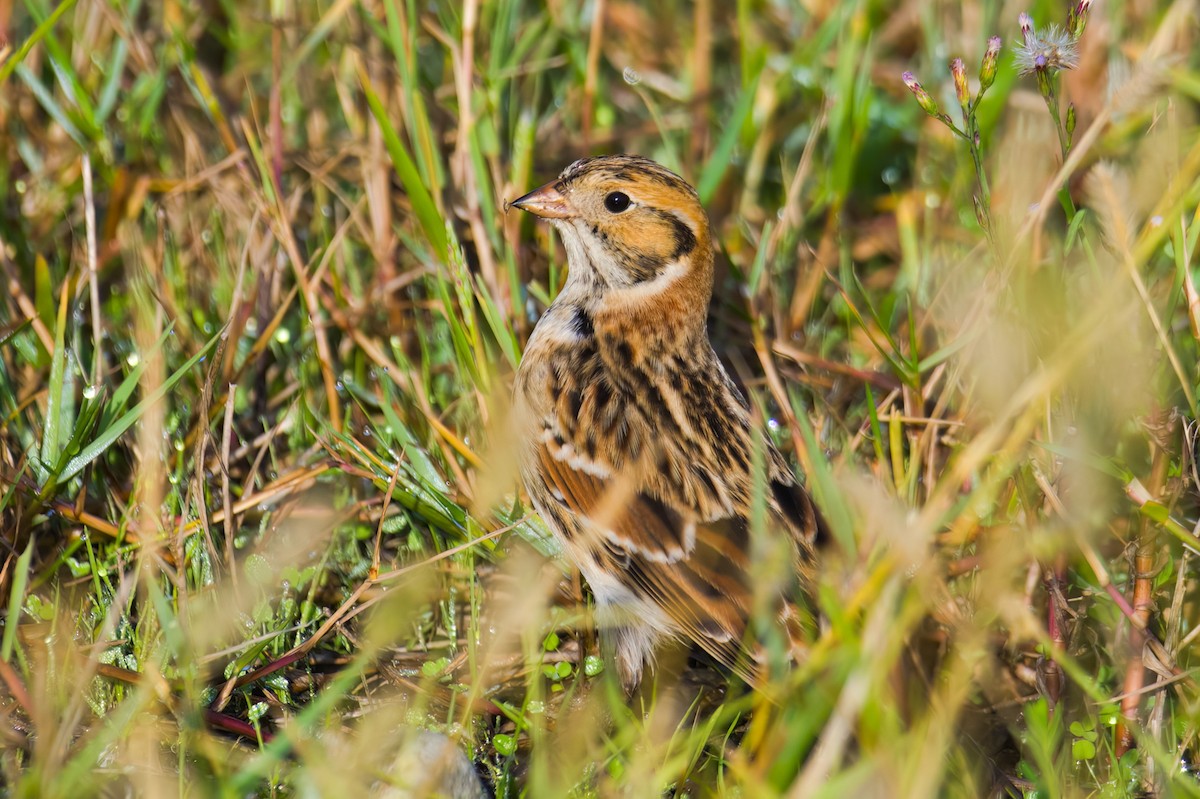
1014;23;1079;76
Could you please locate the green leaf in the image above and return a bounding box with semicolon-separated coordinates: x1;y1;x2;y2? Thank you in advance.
493;733;516;757
1071;738;1096;760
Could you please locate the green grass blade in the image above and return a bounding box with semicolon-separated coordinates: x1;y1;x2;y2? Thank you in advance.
38;280;71;484
360;69;448;258
14;63;87;148
1;537;35;661
0;0;79;85
58;328;223;482
696;66;761;205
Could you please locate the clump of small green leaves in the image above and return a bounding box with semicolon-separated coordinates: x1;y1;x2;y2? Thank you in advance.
902;35;1002;233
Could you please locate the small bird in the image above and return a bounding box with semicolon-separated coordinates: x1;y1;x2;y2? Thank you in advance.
509;155;824;689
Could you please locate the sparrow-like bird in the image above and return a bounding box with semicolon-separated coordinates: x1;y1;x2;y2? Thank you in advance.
510;155;823;688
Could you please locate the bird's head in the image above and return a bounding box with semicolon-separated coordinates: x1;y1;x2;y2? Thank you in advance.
510;155;713;304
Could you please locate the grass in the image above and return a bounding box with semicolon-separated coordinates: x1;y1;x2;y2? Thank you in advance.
1;0;1199;796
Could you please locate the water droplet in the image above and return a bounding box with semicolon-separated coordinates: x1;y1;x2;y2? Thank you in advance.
925;193;942;209
881;166;900;186
126;353;141;367
274;328;291;344
82;384;100;399
1150;215;1164;227
14;180;26;194
201;229;213;244
622;66;641;85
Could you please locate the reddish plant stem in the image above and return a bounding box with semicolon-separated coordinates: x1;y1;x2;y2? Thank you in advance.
1116;442;1167;754
1042;554;1067;709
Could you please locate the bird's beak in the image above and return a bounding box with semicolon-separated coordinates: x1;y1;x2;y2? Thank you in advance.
508;181;577;219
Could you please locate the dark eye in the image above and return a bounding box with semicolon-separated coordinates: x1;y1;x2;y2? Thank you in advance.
604;191;631;213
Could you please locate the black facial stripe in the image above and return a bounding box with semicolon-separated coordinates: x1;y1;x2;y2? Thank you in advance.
658;211;697;258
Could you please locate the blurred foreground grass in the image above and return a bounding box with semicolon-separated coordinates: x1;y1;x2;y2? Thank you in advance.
1;0;1200;796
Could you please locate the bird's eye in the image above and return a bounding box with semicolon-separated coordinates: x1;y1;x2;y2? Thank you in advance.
604;191;631;213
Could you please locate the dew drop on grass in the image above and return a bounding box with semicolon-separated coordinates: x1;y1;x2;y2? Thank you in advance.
882;166;900;186
126;352;141;367
622;67;641;85
925;193;941;209
201;229;213;244
274;328;291;344
14;180;26;194
527;700;545;715
83;384;100;399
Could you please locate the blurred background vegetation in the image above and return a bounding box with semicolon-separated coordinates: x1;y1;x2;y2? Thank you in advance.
0;0;1198;796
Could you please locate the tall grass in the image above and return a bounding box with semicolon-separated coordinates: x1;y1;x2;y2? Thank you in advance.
0;0;1198;796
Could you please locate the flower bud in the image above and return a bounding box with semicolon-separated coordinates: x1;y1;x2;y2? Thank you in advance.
1066;103;1076;136
1019;12;1035;45
902;71;940;118
1069;0;1093;39
950;58;969;111
979;36;1001;91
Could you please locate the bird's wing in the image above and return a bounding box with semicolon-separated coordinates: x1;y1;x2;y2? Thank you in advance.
535;432;758;680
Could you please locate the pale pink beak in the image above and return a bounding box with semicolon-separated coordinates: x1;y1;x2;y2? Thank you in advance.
508;181;578;219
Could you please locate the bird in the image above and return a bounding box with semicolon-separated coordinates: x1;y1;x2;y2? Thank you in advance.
509;154;824;689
